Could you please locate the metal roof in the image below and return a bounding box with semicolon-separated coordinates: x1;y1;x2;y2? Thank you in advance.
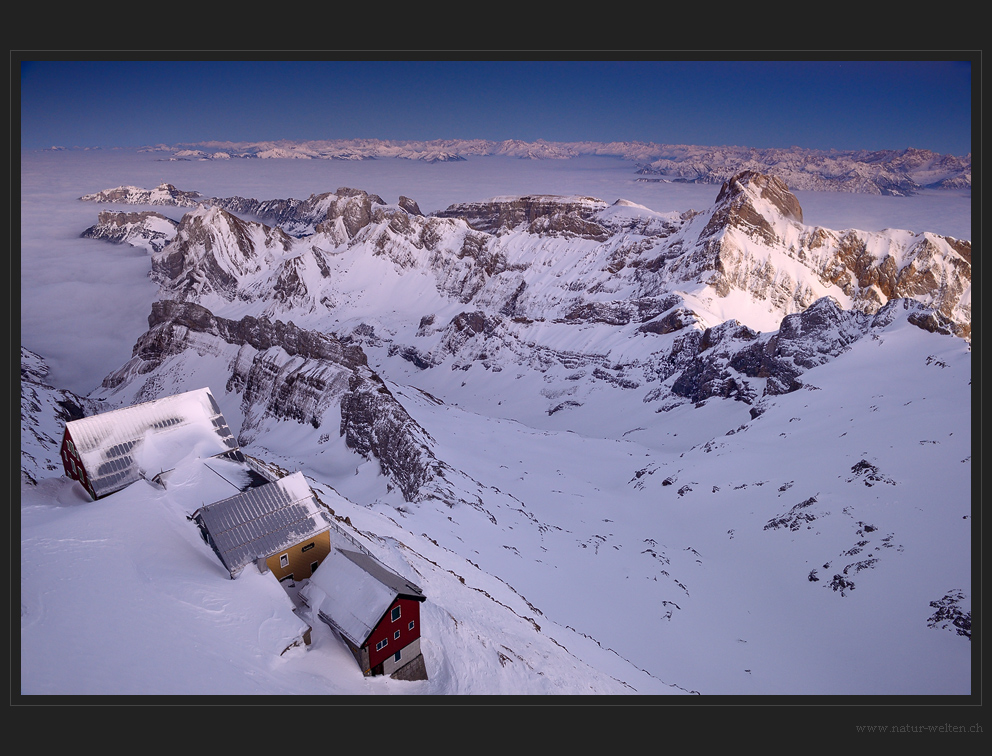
193;471;331;578
338;550;425;601
302;548;424;647
64;387;238;498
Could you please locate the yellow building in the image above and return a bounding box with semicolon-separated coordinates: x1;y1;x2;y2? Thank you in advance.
191;471;332;581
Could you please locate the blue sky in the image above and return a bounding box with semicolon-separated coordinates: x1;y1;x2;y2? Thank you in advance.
18;58;974;155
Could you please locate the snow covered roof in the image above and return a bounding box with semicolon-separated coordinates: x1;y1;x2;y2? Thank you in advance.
302;548;425;647
192;471;331;578
64;387;239;499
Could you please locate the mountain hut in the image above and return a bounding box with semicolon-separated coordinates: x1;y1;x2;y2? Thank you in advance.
300;548;428;680
190;471;333;581
60;387;242;500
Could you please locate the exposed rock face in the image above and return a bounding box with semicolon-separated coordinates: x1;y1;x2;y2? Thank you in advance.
211;193;338;237
339;372;442;501
398;196;423;216
98;300;446;503
151;205;295;301
563;294;684;327
435;195;611;239
81;211;179;252
644;297;954;411
316;188;387;241
701;171;803;243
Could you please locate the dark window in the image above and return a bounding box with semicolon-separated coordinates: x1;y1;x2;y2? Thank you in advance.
376;638;388;652
393;650;402;663
394;630;400;640
408;620;415;631
391;606;401;622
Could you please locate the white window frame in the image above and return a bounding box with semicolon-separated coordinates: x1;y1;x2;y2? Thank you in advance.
408;620;415;631
391;605;401;622
279;553;289;568
376;638;388;652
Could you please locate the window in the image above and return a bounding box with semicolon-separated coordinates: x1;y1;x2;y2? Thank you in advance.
408;621;415;631
310;561;320;574
376;638;388;652
393;650;402;663
394;630;401;640
279;554;289;568
391;606;401;622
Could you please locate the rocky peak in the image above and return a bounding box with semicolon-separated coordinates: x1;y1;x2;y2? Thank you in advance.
314;188;387;240
699;171;803;245
151;205;294;301
398;196;423;216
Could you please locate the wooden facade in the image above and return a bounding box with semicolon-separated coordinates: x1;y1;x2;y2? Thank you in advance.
364;596;423;674
192;472;332;580
302;548;427;680
60;428;96;499
265;530;332;582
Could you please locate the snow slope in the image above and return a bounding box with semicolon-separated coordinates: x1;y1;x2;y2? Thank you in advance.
18;150;973;700
20;439;689;695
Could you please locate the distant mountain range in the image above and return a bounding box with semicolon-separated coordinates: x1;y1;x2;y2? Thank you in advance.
136;139;972;196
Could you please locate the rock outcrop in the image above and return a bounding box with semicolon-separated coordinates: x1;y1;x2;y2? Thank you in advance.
151;205;295;302
81;211;179;252
435;194;611;239
644;296;956;413
97;300;449;504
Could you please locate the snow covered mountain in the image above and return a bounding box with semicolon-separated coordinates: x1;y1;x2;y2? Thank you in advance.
142;139;971;196
86;170;972;353
20;167;972;696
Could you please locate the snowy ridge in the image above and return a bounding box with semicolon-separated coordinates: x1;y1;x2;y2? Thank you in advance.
81;211;179;253
80;182;204;206
89;171;969;353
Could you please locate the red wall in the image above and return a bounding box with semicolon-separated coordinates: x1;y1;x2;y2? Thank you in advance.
60;429;94;498
365;597;421;671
